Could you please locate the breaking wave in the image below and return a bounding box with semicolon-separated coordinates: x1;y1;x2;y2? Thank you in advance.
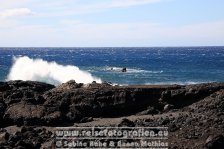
7;56;102;85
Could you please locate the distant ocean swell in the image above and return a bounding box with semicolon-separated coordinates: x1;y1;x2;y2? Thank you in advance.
1;47;224;85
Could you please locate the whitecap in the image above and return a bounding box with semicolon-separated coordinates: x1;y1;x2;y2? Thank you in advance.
105;66;163;74
144;81;206;85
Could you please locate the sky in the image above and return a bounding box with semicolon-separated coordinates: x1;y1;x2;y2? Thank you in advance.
0;0;224;47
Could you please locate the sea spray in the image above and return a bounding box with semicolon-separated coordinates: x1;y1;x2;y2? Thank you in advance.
7;56;102;85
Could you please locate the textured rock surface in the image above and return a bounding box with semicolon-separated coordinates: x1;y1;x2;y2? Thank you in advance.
0;80;224;148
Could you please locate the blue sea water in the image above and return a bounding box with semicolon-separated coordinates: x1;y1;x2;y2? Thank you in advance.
0;47;224;85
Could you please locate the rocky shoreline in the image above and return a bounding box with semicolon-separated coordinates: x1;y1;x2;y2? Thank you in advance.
0;80;224;148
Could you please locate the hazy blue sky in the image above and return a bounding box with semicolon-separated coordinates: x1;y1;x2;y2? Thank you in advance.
0;0;224;47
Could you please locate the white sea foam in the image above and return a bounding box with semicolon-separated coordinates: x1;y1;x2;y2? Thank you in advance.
7;56;102;85
105;66;163;73
144;81;206;85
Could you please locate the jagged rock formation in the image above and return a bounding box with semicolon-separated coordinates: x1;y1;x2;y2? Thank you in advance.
0;80;224;148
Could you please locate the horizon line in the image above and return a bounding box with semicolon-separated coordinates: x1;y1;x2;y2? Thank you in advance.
0;45;224;48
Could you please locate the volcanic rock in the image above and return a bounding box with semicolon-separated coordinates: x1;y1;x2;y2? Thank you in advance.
0;81;224;148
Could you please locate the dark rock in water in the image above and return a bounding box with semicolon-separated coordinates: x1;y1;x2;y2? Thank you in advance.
122;67;127;72
205;135;224;149
110;67;127;72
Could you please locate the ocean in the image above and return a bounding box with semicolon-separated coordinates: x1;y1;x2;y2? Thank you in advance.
0;47;224;85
